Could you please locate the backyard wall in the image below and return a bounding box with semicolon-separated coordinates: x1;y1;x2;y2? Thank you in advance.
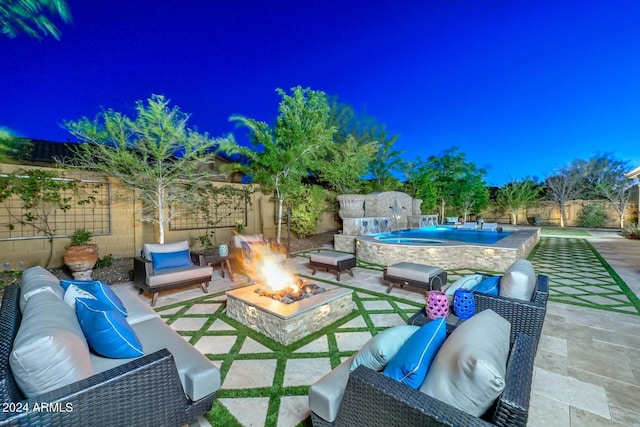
0;163;340;270
480;199;638;227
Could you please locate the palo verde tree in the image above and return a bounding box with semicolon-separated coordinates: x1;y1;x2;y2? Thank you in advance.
222;86;336;242
1;0;71;40
496;177;542;225
64;94;230;244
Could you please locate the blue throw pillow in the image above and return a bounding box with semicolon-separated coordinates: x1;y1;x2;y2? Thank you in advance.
472;276;500;296
151;249;193;270
61;280;127;316
59;279;101;291
382;317;447;389
75;298;143;359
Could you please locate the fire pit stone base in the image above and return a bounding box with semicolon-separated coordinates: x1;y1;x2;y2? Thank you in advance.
226;284;353;345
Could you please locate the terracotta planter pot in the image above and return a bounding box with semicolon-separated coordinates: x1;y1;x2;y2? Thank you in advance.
64;244;99;280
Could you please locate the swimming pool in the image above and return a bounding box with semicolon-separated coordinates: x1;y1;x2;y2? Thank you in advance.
353;227;540;271
375;227;511;245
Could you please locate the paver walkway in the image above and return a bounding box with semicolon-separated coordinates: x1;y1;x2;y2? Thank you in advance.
120;231;640;427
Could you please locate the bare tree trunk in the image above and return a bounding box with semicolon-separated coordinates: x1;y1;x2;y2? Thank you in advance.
559;203;565;227
158;184;165;244
276;197;284;244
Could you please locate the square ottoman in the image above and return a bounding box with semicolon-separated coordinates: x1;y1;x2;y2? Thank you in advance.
383;262;447;294
310;251;356;281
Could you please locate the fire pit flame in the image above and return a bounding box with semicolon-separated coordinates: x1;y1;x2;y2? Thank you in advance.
255;278;326;304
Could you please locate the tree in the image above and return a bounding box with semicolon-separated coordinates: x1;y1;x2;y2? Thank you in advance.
496;177;542;225
0;129;32;162
584;154;633;229
366;128;404;192
544;160;587;227
426;147;488;221
1;0;71;40
64;94;229;243
316;134;376;194
223;87;336;242
402;158;438;213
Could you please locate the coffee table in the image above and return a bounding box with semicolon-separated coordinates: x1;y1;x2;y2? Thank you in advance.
191;252;235;282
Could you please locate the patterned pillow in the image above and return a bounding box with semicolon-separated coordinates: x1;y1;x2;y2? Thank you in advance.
61;280;127;316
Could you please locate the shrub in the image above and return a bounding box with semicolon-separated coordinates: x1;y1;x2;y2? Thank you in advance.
95;254;114;269
576;203;607;228
289;186;327;238
622;223;639;240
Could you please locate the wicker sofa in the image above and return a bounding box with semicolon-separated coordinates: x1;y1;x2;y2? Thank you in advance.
0;267;220;426
309;274;549;427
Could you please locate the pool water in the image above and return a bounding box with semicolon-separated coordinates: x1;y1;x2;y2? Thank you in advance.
375;227;510;245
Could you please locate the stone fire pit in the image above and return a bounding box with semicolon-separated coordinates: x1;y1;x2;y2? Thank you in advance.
225;284;353;345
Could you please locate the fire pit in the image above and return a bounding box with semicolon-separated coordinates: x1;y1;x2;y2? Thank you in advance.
225;245;353;345
226;284;352;345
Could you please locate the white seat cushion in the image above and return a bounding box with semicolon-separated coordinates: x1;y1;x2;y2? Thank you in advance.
308;355;355;423
386;262;443;283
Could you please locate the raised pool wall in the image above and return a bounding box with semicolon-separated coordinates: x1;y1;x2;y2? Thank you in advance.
354;227;540;271
334;191;540;272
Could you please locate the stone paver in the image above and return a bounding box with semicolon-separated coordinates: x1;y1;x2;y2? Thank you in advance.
131;231;640;427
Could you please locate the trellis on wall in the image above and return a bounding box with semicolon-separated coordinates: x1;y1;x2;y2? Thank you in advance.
170;185;250;231
0;177;111;241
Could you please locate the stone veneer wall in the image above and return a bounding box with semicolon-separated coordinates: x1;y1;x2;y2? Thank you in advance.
226;292;353;345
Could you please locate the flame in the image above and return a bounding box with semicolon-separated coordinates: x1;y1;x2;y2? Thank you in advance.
238;239;296;292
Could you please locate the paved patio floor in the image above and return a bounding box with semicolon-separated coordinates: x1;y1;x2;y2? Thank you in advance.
121;230;640;427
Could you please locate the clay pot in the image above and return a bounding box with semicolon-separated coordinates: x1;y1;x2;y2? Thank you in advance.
64;244;99;280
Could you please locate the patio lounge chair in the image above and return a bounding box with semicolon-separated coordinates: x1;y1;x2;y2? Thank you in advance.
133;240;213;306
458;222;477;230
480;222;498;231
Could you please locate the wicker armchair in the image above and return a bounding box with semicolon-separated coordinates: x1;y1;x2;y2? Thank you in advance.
310;274;549;427
0;284;216;427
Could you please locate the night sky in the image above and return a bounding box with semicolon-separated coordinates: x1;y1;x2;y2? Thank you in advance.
2;0;639;185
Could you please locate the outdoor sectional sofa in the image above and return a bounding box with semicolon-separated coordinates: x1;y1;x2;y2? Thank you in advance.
0;267;220;426
309;273;549;427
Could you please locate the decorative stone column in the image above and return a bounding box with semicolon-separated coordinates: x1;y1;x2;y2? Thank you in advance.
337;194;366;219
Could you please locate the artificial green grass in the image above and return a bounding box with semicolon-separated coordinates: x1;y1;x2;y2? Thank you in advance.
540;226;591;237
529;237;640;315
156;282;423;427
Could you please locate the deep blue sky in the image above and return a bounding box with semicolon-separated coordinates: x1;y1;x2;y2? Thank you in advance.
2;0;639;185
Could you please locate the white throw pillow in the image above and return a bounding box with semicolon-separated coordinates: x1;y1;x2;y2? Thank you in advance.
420;309;511;416
499;259;536;301
350;325;419;371
63;284;96;309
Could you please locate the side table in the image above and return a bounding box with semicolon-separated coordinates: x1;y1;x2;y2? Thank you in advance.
191;252;235;282
407;308;462;334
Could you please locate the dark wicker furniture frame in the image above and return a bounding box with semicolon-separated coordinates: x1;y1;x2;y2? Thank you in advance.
310;255;356;281
382;268;448;293
310;274;549;427
0;284;215;426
